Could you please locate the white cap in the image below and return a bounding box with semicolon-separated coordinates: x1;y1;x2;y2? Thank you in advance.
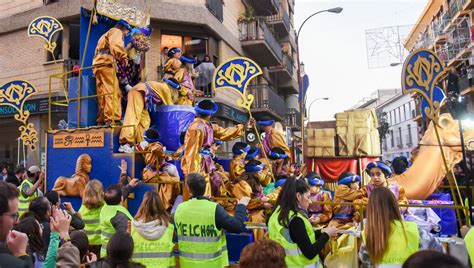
28;166;41;173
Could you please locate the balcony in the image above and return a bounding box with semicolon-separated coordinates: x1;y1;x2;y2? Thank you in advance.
285;108;301;130
64;59;79;79
269;53;298;94
266;5;291;37
248;84;285;121
239;19;282;67
246;0;280;16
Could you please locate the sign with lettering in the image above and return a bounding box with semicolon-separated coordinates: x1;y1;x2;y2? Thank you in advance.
0;97;66;117
215;102;249;124
53;130;104;148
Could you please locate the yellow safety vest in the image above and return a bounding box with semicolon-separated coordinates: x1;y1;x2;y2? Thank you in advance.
79;204;103;245
465;227;474;268
268;206;320;267
174;198;228;268
18;179;39;217
363;220;419;265
131;223;176;267
99;204;133;257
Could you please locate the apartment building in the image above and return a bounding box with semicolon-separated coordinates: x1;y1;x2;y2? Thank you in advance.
0;0;301;166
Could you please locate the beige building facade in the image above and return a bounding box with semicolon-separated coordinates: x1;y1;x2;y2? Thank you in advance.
0;0;301;167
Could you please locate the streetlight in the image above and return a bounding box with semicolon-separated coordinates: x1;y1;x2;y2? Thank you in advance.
307;97;330;123
296;7;343;160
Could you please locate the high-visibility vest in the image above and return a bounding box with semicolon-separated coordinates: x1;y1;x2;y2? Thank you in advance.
268;206;320;267
18;179;39;217
465;227;474;267
363;220;419;265
99;204;133;257
79;204;103;245
174;198;228;268
131;223;176;267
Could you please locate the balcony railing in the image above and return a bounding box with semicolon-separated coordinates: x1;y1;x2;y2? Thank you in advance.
64;59;79;79
246;0;280;15
239;19;283;66
206;0;223;22
266;5;291;36
285;108;301;130
248;84;286;119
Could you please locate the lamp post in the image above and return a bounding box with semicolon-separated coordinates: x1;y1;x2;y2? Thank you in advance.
297;7;343;161
307;97;329;123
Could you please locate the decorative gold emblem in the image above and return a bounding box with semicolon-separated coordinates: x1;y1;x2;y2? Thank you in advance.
0;80;39;151
28;16;63;53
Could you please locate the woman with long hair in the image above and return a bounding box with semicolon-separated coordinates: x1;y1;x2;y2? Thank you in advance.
79;179;105;256
27;197;53;249
359;187;442;267
14;216;46;267
91;231;145;268
130;190;175;267
268;177;338;267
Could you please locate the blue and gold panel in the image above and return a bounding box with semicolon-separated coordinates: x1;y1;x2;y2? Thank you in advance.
0;80;38;124
401;49;447;120
28;16;63;53
213;57;263;112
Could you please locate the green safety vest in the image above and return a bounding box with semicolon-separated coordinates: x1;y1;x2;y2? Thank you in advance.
465;228;474;267
131;223;176;267
18;179;39;217
174;198;228;268
79;204;103;245
268;206;320;268
363;220;419;265
99;204;133;257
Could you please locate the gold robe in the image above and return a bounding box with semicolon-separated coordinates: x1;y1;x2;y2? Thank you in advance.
262;128;291;157
119;81;179;145
328;185;365;229
231;180;266;240
181;118;245;199
229;155;246;182
92;28;127;124
141;142;180;210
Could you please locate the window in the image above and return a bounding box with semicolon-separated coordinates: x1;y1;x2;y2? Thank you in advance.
398;108;401;123
394;109;399;124
206;0;223;22
407;102;412;119
402;104;407;121
398;127;403;147
407;124;413;144
69;24;80;60
390;130;394;147
161;34;209;63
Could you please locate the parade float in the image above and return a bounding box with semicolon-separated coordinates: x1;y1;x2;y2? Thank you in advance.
0;0;473;266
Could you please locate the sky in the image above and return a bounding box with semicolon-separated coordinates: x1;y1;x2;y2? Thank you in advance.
295;0;428;121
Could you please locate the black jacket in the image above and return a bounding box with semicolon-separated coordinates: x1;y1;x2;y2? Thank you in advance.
0;243;33;268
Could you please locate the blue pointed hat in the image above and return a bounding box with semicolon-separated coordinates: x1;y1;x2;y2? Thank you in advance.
245;160;264;172
338;175;360;185
245;147;261;160
195;100;218;116
365;161;392;177
167;47;182;57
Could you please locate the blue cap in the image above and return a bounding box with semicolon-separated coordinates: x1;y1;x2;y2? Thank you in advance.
232;142;250;155
245;160;264;172
338;175;360;185
257;119;274;126
167;47;182;57
143;128;160;143
269;148;288;160
163;77;181;89
214;140;223;146
180;55;197;64
117;19;132;31
308;178;325;186
245;147;260;160
195;100;218;116
275;178;287;188
365;161;392;177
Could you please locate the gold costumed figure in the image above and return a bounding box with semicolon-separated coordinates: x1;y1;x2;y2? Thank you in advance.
256;116;291;158
92;20;131;125
52;154;91;197
118;79;183;152
181;99;254;199
328;173;365;229
229;142;250;182
305;172;332;227
138;128;180;210
231;160;271;240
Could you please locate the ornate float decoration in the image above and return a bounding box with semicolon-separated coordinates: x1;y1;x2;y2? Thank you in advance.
0;80;38;151
27;16;64;54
